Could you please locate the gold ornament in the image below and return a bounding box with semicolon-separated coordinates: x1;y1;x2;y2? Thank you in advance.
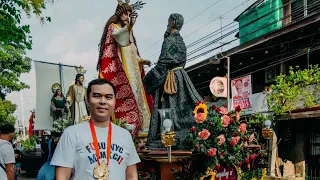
160;131;175;147
93;161;110;180
51;83;62;93
75;66;87;75
80;116;91;123
262;128;273;139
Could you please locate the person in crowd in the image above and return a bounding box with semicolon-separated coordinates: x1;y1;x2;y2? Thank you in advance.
0;124;16;180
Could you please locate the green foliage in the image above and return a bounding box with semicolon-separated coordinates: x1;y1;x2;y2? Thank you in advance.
241;168;266;180
0;0;53;125
21;135;37;152
0;45;32;99
267;65;320;115
0;0;52;48
0;98;17;125
112;118;127;128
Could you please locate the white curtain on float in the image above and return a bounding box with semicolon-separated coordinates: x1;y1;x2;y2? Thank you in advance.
34;61;77;130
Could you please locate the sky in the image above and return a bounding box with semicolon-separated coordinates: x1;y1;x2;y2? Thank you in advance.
6;0;256;128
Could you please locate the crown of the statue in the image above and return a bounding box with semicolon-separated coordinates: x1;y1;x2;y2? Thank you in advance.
75;66;87;75
115;0;145;16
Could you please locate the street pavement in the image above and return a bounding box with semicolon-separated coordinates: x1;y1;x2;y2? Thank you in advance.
19;171;37;180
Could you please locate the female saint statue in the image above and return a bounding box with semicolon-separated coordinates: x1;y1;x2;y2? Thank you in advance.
50;89;67;120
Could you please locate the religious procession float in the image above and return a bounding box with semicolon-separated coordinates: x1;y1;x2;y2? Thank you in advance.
26;0;273;179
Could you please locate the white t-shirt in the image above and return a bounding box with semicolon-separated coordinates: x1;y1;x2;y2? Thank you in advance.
50;122;140;180
0;139;15;180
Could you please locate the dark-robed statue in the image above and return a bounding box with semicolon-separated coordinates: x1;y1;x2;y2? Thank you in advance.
50;89;67;120
143;13;203;150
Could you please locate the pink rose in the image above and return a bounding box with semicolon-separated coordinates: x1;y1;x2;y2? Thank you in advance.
207;148;217;157
217;106;229;115
194;113;206;123
221;115;230;127
249;133;255;143
230;136;240;147
198;129;211;140
217;134;226;145
239;123;247;134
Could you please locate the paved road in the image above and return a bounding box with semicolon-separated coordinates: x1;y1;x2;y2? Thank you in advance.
19;171;37;180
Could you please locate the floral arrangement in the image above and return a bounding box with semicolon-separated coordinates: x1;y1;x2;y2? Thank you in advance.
185;102;264;179
137;162;157;180
52;117;72;133
21;135;37;152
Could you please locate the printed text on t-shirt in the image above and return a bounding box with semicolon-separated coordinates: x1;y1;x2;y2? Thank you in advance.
85;142;124;165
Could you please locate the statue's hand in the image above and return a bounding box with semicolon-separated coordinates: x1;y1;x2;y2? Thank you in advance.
130;11;138;27
139;59;151;66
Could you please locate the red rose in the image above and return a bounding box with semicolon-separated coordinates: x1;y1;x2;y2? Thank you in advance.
238;162;242;167
196;101;203;106
244;158;250;164
233;132;238;137
216;108;221;113
212;105;217;110
194;144;199;150
231;119;235;124
249;154;257;161
140;171;146;176
216;164;221;170
190;126;196;133
150;168;155;173
235;105;242;112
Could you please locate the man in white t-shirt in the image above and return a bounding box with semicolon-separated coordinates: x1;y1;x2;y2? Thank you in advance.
0;124;16;180
51;79;140;180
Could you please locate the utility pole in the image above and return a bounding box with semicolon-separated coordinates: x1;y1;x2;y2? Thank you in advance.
210;13;230;52
20;91;26;140
218;16;231;52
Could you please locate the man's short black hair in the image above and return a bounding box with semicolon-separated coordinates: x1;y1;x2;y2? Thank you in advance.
86;79;117;98
0;124;15;134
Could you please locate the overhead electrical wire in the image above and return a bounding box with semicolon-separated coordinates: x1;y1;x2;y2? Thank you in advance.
186;0;311;58
146;0;319;73
146;0;252;64
195;44;320;90
140;0;224;54
188;4;320;79
186;0;320;63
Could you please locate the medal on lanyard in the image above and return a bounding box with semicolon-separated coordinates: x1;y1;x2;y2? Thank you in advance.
89;120;112;180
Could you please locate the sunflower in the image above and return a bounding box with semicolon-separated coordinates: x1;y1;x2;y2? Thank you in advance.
193;103;208;120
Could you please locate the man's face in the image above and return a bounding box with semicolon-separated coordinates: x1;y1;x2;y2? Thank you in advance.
88;84;116;121
77;76;85;85
120;11;131;25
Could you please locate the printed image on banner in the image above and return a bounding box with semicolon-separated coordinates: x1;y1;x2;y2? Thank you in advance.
209;77;228;98
231;75;252;110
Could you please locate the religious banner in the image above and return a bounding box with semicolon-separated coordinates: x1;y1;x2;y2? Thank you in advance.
215;166;239;180
209;77;228;97
231;75;252;110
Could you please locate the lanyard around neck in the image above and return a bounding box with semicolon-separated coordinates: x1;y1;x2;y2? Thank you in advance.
89;120;112;165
